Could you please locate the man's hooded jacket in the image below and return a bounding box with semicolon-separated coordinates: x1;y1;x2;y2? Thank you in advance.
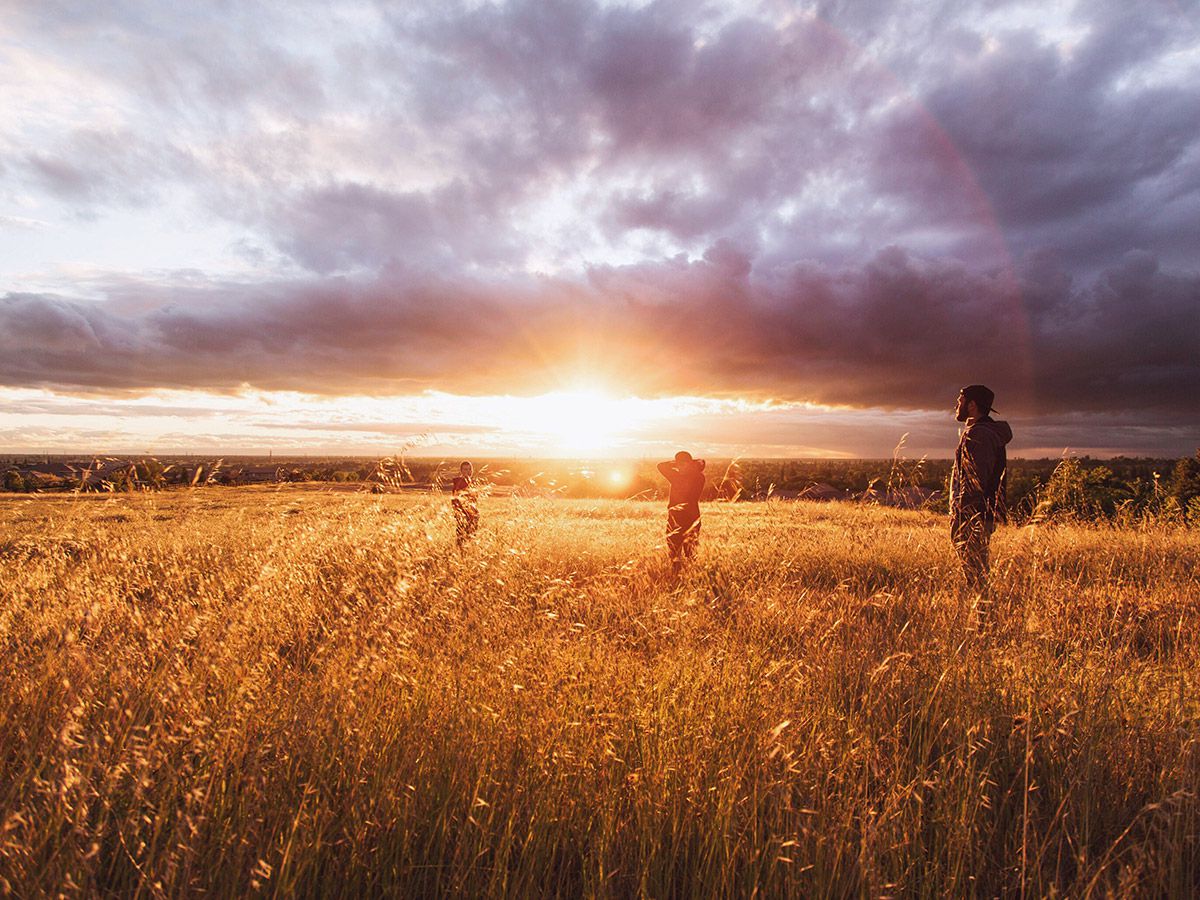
951;416;1013;523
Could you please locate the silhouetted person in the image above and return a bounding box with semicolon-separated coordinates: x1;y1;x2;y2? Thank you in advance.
657;451;706;574
451;460;479;547
950;385;1012;611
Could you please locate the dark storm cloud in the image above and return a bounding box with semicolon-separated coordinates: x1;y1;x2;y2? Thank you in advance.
372;0;1200;276
4;247;1197;418
12;0;1195;273
390;1;856;243
9;0;1197;262
128;0;858;272
1;276;562;394
873;4;1200;271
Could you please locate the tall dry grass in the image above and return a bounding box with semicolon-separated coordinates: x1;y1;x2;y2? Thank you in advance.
1;489;1197;897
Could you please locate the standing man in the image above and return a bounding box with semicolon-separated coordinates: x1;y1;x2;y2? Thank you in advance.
451;460;479;547
657;451;706;575
950;385;1013;605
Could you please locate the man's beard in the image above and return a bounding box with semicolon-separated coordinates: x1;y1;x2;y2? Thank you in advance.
955;408;970;422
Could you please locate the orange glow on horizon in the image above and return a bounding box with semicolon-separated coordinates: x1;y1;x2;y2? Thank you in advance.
0;385;890;458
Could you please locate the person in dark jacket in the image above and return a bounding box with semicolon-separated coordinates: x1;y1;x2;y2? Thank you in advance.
451;460;479;547
657;451;706;574
950;385;1013;601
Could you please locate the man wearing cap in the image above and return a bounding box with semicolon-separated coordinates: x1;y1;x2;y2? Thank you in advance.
950;385;1013;605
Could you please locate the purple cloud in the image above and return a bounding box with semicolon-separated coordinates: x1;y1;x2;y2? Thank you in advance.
1;0;1197;451
3;246;1197;420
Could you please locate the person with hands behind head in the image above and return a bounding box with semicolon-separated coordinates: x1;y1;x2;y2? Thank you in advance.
657;451;706;576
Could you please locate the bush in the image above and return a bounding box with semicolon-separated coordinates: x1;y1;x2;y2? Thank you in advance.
2;469;27;492
1188;497;1200;524
1034;459;1130;521
1168;453;1200;515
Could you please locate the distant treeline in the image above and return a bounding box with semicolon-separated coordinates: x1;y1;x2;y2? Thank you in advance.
3;452;1199;524
736;455;1200;522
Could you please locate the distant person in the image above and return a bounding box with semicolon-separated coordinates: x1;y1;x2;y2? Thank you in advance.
657;451;706;574
451;460;479;547
950;385;1012;607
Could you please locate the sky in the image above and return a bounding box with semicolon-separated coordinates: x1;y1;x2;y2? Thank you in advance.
1;0;1198;459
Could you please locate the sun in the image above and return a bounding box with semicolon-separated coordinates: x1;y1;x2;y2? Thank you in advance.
539;390;628;455
507;389;637;456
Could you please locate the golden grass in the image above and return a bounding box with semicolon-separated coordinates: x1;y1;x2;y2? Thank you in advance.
1;489;1197;897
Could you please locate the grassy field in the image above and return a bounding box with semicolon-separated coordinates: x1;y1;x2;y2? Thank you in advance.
1;488;1198;897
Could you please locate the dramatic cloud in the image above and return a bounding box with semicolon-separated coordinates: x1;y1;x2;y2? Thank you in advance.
1;0;1198;454
3;246;1197;420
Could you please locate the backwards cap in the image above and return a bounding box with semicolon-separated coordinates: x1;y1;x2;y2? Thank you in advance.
960;384;996;413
